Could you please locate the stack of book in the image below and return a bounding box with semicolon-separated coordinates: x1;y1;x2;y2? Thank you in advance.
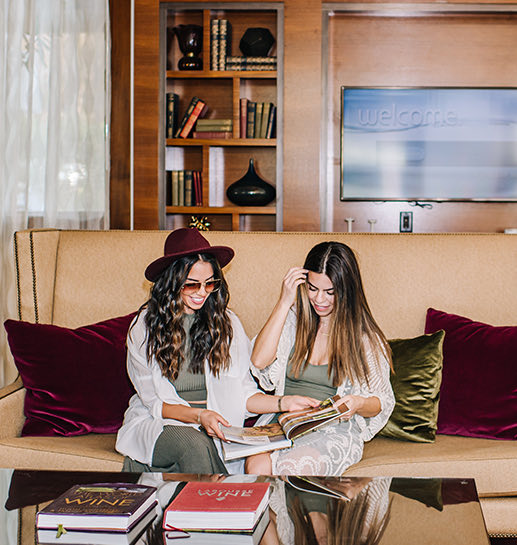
163;481;270;544
210;19;232;71
226;56;277;71
239;99;276;139
193;118;233;139
36;482;157;544
175;96;208;138
166;169;203;207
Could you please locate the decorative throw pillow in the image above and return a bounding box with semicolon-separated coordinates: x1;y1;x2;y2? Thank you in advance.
4;313;136;437
425;308;517;440
379;330;445;443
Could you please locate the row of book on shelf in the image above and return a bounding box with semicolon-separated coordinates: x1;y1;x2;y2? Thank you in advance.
166;170;203;207
166;93;276;140
241;99;276;139
210;19;277;71
34;397;348;544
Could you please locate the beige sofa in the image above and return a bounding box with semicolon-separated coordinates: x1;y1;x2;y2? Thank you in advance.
1;229;516;537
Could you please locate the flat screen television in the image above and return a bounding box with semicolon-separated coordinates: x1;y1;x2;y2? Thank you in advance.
340;87;517;201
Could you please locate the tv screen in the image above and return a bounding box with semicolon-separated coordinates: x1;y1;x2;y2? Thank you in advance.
340;87;517;201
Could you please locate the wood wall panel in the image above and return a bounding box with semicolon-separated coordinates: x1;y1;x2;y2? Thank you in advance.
283;0;322;231
134;0;160;228
109;0;131;229
327;12;517;232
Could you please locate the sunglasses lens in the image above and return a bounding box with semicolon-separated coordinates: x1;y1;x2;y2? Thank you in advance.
182;282;201;294
204;280;218;292
181;279;221;294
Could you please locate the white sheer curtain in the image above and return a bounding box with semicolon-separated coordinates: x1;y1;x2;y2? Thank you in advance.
0;0;110;387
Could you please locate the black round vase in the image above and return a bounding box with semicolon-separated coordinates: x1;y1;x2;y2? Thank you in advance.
226;159;276;206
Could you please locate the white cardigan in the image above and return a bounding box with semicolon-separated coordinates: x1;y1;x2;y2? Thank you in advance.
115;309;260;467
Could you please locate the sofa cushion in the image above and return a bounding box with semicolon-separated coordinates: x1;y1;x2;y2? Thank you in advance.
379;330;445;443
425;308;517;440
346;434;517;497
4;313;136;437
0;434;123;471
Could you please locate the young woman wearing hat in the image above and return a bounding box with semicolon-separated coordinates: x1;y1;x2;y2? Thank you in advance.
246;241;395;475
115;228;319;474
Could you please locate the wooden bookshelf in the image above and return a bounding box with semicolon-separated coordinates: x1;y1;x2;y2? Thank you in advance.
160;4;281;231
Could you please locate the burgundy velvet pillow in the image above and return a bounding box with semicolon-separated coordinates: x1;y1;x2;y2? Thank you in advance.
4;313;136;437
425;308;517;440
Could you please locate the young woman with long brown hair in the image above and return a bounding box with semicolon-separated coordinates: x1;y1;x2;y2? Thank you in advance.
116;228;318;474
247;241;395;475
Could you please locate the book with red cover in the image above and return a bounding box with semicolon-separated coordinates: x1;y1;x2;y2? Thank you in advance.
162;481;270;531
178;99;208;138
174;96;200;138
192;130;232;139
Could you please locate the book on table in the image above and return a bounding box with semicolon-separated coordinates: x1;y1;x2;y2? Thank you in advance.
36;482;157;533
36;505;157;544
163;508;270;545
162;481;270;532
220;394;348;461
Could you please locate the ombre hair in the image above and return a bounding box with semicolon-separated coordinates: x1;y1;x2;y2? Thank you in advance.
133;253;233;380
291;242;391;387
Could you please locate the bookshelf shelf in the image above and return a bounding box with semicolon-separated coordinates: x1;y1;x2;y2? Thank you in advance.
160;3;281;232
166;138;276;147
166;205;275;214
166;205;275;231
166;70;277;79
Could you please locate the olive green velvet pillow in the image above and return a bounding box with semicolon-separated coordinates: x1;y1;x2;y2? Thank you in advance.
379;330;445;443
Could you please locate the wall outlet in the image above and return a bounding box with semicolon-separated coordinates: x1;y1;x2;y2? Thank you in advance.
400;211;413;232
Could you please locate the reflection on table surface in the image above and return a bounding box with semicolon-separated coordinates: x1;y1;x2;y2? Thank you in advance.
0;469;490;545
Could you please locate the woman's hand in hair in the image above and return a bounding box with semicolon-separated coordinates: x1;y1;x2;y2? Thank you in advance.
335;394;381;419
198;410;230;441
279;267;308;308
280;395;320;412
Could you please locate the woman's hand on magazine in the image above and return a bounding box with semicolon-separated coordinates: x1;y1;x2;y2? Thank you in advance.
335;395;364;420
199;409;230;441
281;395;320;412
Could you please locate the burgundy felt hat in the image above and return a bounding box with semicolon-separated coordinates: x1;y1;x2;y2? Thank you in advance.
145;228;234;282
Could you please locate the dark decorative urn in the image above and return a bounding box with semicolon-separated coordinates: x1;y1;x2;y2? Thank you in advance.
226;159;276;206
239;28;275;57
173;24;203;70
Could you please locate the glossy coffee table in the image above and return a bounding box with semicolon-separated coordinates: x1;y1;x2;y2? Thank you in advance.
0;468;490;544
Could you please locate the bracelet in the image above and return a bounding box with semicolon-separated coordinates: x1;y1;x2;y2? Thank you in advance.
278;396;283;412
197;409;204;425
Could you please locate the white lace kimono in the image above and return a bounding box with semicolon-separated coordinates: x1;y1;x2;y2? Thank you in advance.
251;308;395;475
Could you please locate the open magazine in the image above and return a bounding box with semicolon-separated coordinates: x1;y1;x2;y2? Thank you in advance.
285;476;351;500
220;394;348;461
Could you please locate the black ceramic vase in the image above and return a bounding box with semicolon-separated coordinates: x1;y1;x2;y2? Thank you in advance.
173;24;203;70
226;159;276;206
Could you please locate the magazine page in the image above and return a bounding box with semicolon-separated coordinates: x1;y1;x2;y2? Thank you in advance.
278;395;348;440
223;423;286;446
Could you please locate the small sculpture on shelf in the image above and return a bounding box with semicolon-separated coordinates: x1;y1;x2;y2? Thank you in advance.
173;24;203;70
189;216;211;231
226;158;276;206
239;27;275;56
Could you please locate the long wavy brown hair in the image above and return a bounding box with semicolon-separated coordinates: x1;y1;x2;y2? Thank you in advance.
133;253;233;380
291;241;391;387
